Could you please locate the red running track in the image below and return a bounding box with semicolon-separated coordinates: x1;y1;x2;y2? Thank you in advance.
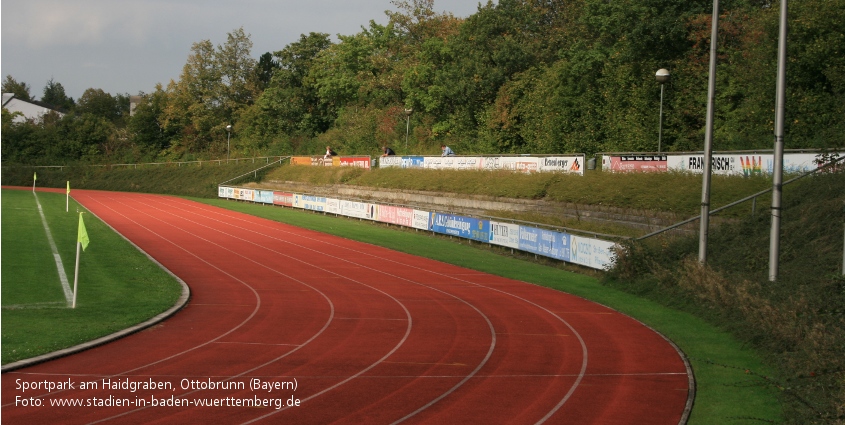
2;189;692;424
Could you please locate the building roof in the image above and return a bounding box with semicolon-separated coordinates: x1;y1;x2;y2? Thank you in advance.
2;93;65;123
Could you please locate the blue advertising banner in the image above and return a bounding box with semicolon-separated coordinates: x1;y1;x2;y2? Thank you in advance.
430;213;490;242
518;227;570;262
401;156;425;168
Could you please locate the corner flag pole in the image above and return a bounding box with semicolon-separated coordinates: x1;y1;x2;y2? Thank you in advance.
72;212;90;309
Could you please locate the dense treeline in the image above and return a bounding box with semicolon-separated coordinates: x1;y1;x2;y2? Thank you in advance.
3;0;843;165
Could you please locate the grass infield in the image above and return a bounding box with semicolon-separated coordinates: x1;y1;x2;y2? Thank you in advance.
1;189;183;364
196;197;783;424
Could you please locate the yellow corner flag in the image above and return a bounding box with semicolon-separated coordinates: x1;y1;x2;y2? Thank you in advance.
78;213;90;251
67;181;71;195
34;172;37;181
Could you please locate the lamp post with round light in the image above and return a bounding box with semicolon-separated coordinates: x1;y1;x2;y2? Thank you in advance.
404;108;413;151
655;69;670;153
226;124;232;161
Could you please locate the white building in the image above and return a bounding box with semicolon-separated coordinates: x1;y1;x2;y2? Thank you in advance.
2;93;65;123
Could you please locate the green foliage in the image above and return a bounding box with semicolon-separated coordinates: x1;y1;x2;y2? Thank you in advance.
608;172;845;423
3;0;844;165
2;75;33;101
40;78;75;111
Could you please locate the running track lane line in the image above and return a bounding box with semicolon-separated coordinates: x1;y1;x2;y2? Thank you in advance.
79;192;417;424
166;196;689;424
131;194;500;425
3;190;688;422
154;195;590;424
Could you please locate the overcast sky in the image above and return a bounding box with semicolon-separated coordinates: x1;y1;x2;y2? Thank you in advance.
1;0;486;101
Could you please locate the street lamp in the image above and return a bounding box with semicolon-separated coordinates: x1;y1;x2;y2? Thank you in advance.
404;108;413;151
655;68;671;153
226;124;232;161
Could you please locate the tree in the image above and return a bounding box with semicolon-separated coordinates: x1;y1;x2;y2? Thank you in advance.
2;75;33;101
41;78;74;111
76;89;119;121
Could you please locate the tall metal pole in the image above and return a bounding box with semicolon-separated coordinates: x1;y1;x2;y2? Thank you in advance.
769;0;788;282
405;115;410;150
404;108;413;151
658;83;665;153
226;124;232;162
655;69;670;153
699;0;719;265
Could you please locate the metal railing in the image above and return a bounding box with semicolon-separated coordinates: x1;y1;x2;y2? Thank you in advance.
637;155;845;240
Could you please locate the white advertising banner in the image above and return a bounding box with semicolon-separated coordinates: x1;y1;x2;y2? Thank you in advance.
666;152;839;176
424;156;484;170
489;221;520;249
569;235;617;270
325;198;340;214
340;200;377;220
380;156;403;168
412;210;430;230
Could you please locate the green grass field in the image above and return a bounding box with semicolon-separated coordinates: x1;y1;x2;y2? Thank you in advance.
1;189;183;364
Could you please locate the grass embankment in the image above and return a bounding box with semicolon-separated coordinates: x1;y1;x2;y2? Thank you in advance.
264;165;775;217
610;171;845;424
1;189;184;364
1;160;275;198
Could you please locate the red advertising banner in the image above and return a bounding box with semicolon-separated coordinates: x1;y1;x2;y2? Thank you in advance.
608;155;667;173
273;191;294;207
378;205;415;227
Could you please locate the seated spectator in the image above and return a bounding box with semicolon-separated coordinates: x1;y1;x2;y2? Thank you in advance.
441;145;455;156
382;146;396;157
324;146;337;159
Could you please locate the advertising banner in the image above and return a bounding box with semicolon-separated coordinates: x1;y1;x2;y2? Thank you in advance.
603;155;668;173
517;227;570;261
665;152;842;176
340;200;377;219
412;210;430;230
380;156;402;168
379;205;415;227
218;186;228;198
273;192;294;206
537;156;584;175
339;156;371;169
233;188;254;201
402;156;425;168
295;194;327;212
290;156;313;166
325;198;340;214
430;213;490;242
481;157;540;173
569;236;616;270
255;190;274;204
424;156;484;170
489;221;520;249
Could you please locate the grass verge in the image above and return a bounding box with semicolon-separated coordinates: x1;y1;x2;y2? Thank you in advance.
196;197;783;424
1;189;184;364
